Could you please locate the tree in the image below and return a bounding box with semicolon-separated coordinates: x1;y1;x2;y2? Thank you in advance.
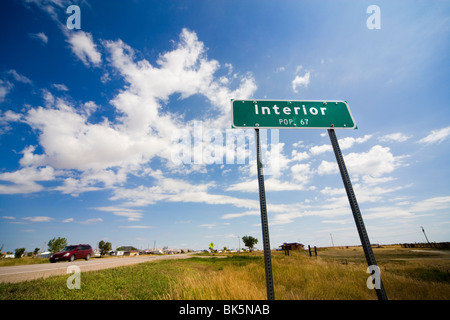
48;237;67;254
242;236;258;252
33;248;40;255
98;240;112;255
14;248;25;258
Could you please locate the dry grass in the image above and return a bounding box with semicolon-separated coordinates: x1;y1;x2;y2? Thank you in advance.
169;263;267;300
0;256;50;267
166;248;450;300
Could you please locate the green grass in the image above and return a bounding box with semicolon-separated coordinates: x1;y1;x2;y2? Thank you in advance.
1;248;449;300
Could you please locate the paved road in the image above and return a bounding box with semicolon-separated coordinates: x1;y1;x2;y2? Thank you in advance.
0;253;199;283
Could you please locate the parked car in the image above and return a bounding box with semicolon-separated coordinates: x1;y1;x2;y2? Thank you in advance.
50;244;93;263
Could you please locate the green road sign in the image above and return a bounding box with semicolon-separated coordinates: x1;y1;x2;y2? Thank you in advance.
231;99;356;129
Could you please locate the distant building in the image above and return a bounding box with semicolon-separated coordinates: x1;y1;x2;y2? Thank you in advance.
36;251;51;258
279;242;304;252
124;250;140;256
110;250;124;256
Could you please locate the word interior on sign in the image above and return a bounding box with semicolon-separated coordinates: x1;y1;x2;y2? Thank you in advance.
254;103;327;116
255;103;326;126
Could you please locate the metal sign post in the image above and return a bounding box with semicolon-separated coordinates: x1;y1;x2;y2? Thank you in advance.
328;128;388;300
255;128;275;300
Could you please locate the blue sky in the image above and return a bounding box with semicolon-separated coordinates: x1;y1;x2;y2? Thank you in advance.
0;0;449;252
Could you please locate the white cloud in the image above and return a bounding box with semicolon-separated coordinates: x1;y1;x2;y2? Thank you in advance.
226;179;255;192
266;182;410;226
338;135;372;149
410;196;450;212
226;176;310;193
199;223;216;229
291;163;314;184
62;218;74;223
95;206;144;221
379;132;411;143
67;31;101;67
119;225;153;229
0;80;13;103
0;110;22;122
292;71;310;93
79;218;103;224
322;219;350;224
318;145;406;178
0;110;23;134
320;186;346;196
0;166;55;194
361;175;396;185
110;174;260;212
344;145;406;177
8;70;32;84
310;144;332;155
291;150;310;162
23;102;144;171
53;177;103;196
221;210;259;219
317;160;338;175
417;126;450;144
22;216;54;222
104;28;217;101
29;32;48;44
52;83;69;91
309;135;372;155
363;206;414;220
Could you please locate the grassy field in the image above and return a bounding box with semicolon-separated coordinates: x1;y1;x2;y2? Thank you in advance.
1;246;449;300
0;256;51;267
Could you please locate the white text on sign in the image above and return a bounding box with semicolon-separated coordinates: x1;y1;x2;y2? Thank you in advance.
279;119;309;126
255;104;327;116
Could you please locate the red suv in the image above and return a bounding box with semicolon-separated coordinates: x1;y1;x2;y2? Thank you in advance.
50;244;93;263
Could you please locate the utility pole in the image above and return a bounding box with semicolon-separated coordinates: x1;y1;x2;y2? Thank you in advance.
40;241;46;254
330;233;335;247
421;226;430;244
